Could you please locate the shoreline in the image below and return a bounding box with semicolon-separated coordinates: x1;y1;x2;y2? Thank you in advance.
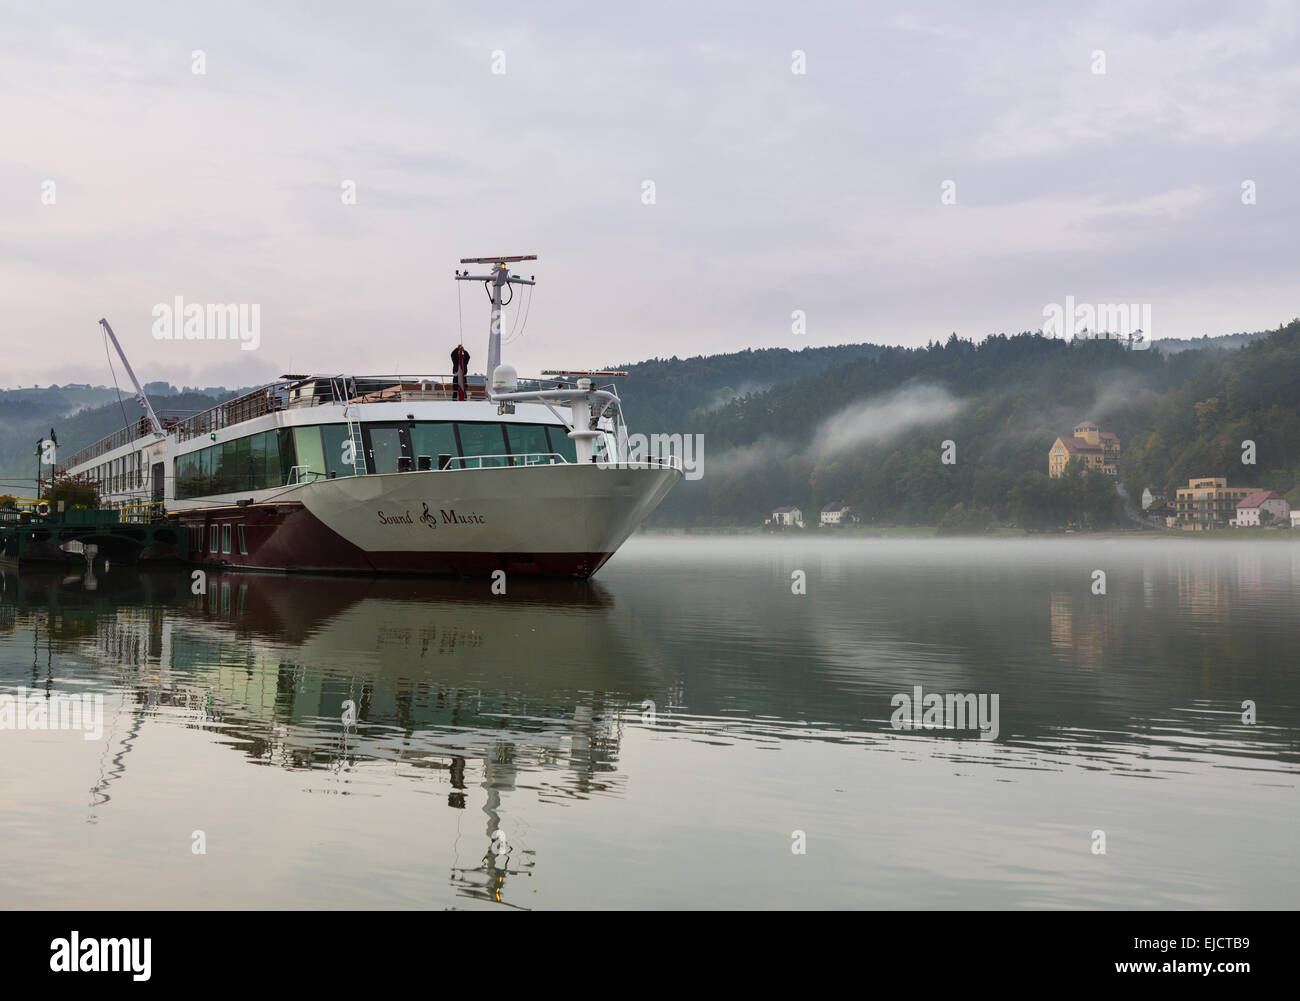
637;525;1299;541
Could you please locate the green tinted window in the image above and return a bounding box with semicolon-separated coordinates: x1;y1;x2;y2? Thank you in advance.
455;423;507;468
292;426;325;482
175;452;204;499
277;429;296;485
208;443;224;493
322;424;359;477
235;437;253;491
218;441;235;492
365;426;403;474
546;425;577;463
411;422;458;468
249;433;268;489
263;431;281;488
505;424;552;464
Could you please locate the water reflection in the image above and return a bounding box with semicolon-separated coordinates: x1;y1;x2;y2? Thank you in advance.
0;567;672;908
3;538;1299;909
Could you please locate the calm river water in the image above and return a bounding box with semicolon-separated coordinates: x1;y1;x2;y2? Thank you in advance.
1;537;1297;909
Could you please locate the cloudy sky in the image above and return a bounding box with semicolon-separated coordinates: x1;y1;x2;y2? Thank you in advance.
2;0;1296;389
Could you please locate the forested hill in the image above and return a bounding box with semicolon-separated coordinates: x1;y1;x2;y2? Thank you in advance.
0;386;240;490
609;343;885;436
649;320;1300;529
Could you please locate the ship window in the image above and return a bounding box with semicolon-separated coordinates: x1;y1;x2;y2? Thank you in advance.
249;433;268;490
263;431;282;488
277;429;296;485
238;525;247;555
195;526;203;551
198;446;213;493
322;424;360;477
410;422;457;469
545;425;577;463
221;524;231;554
365;426;405;474
454;422;507;467
174;452;204;500
234;437;252;491
292;426;325;482
211;441;228;493
210;525;219;553
504;424;551;464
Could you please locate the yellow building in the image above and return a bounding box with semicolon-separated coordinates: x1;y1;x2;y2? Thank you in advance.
1173;477;1256;531
1048;421;1120;478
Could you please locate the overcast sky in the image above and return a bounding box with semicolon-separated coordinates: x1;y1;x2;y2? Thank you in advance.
2;0;1296;389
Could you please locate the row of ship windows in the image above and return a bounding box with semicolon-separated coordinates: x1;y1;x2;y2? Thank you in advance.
173;421;577;499
85;451;146;494
196;523;247;555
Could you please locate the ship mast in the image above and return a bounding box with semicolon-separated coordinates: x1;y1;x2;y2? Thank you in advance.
99;318;165;439
454;255;536;382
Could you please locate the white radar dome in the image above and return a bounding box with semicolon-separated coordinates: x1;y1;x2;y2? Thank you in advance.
491;364;518;393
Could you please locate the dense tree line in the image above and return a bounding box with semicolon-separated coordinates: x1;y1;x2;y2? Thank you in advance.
643;320;1300;531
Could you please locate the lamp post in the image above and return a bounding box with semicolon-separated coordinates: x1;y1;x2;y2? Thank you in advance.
34;428;58;503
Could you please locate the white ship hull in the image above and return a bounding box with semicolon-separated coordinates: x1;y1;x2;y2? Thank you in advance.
179;462;681;576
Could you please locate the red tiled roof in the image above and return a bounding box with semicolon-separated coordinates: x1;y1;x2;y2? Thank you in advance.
1058;436;1102;453
1236;490;1283;509
1100;431;1119;441
1074;421;1098;429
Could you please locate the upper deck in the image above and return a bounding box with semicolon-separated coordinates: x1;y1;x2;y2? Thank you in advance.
55;372;589;475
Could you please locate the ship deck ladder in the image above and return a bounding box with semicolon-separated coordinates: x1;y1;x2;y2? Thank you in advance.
331;376;367;476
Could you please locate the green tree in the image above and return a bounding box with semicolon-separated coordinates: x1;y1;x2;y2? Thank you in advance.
43;478;99;510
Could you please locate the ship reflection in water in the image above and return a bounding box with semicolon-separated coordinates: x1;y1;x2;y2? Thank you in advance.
3;538;1300;909
1;567;673;909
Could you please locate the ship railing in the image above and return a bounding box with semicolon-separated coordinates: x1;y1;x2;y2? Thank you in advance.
443;453;570;469
287;465;325;484
174;386;283;443
596;455;684;470
320;376;566;407
119;501;167;524
56;416;156;472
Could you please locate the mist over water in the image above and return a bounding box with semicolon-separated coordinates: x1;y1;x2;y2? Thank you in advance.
1;537;1297;909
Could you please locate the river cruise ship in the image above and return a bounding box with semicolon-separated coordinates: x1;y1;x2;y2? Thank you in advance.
53;256;681;576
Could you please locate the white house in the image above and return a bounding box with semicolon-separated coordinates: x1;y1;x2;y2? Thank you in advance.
1141;485;1165;510
820;501;850;526
1234;490;1289;527
1291;510;1300;529
772;506;803;528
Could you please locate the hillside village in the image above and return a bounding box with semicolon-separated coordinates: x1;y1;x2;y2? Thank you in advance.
766;408;1300;534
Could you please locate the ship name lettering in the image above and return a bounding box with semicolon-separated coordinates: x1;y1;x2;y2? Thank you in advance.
440;509;485;525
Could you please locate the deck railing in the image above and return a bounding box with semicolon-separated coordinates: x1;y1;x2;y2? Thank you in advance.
173;387;283;443
443;452;570;469
57;416;156;471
